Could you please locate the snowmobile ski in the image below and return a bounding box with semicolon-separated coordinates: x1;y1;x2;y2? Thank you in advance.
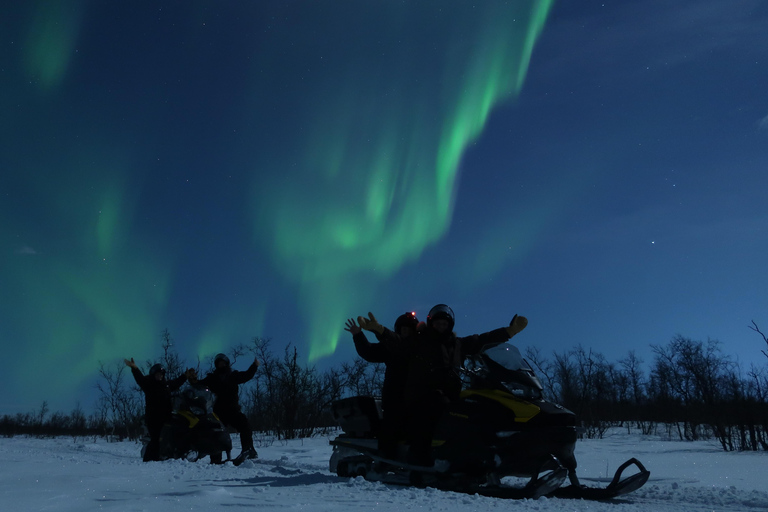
332;447;568;500
550;458;650;500
331;436;569;500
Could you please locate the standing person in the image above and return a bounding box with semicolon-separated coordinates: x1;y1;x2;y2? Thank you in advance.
124;358;194;462
195;353;260;465
344;311;421;458
359;304;528;467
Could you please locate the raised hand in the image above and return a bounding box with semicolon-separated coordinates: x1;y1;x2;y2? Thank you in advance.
344;318;361;335
506;314;528;337
359;312;384;334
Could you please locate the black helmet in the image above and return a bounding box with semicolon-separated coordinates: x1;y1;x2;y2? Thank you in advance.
394;311;419;335
427;304;455;330
149;363;165;377
214;353;230;367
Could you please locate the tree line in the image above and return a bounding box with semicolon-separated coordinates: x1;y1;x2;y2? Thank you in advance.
2;323;767;452
0;329;384;441
526;326;768;451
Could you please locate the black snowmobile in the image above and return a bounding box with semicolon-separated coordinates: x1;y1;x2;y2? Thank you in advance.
142;383;232;463
329;342;649;500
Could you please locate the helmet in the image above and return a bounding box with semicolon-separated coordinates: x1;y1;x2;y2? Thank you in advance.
149;363;165;377
214;353;230;367
394;311;419;335
427;304;455;330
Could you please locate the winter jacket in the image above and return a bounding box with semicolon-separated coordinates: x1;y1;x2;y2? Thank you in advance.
199;361;259;414
130;368;187;425
352;331;409;411
381;326;511;404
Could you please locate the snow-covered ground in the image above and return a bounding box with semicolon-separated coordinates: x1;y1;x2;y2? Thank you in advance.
1;428;767;512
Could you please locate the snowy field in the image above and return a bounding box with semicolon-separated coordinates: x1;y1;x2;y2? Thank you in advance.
2;428;767;512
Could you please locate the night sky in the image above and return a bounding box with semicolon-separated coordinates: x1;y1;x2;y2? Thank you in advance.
2;1;767;415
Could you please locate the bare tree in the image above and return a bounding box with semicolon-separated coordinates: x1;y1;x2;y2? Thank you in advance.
524;346;556;400
70;403;88;437
617;351;652;433
619;351;646;405
96;360;142;440
157;328;185;378
338;357;385;398
650;336;735;444
552;349;578;408
748;320;768;359
247;340;341;439
37;401;49;427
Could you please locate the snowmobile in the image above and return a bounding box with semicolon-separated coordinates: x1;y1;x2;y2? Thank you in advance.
142;383;232;463
329;342;649;500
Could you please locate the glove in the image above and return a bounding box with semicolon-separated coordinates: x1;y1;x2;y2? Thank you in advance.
358;312;384;334
345;318;361;335
505;314;528;338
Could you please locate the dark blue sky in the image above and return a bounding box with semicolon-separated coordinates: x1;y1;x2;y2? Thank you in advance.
2;1;767;415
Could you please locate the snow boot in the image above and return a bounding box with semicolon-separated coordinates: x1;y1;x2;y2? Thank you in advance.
233;447;258;466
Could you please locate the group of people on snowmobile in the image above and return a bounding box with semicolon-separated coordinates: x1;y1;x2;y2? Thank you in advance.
125;353;260;464
344;303;528;467
126;303;525;466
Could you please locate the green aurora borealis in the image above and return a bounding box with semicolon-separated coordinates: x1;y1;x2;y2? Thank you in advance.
251;2;554;359
1;1;554;410
6;1;767;415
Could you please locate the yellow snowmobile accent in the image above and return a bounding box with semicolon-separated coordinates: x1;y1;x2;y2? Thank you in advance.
460;389;540;422
177;409;200;428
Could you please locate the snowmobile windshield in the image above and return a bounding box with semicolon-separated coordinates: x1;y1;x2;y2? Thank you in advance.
177;386;215;416
483;343;528;372
480;343;544;399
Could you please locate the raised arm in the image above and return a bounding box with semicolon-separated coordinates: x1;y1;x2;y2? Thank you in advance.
346;317;388;363
125;358;149;390
232;357;260;384
167;370;191;391
462;314;528;355
358;312;409;356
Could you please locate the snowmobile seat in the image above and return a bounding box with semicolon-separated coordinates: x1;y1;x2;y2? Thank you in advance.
331;396;382;437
